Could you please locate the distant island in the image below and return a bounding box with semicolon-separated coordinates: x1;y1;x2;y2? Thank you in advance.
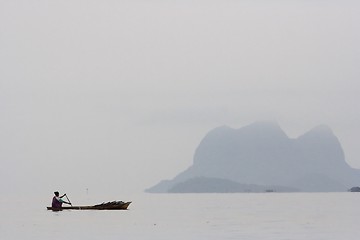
146;121;360;193
168;176;298;193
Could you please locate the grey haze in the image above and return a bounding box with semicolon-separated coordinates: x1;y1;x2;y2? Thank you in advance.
1;1;359;197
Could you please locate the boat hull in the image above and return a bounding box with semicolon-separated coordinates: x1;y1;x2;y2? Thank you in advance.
47;201;131;211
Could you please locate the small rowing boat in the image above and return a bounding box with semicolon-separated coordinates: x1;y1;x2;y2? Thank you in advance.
47;201;131;211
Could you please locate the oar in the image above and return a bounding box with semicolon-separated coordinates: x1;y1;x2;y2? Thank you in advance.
65;194;73;206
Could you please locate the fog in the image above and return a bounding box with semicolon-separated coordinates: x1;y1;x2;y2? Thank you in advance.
1;0;359;197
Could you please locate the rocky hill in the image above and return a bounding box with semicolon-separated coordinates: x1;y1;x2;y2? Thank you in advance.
146;122;360;193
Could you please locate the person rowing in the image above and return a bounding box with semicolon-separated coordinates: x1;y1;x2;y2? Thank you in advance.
52;191;71;208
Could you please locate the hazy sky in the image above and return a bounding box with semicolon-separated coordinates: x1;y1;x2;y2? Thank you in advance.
1;0;359;196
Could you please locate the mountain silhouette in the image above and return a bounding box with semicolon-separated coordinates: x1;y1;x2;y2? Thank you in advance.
146;122;360;193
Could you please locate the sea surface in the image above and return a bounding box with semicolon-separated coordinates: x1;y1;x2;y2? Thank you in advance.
1;192;360;240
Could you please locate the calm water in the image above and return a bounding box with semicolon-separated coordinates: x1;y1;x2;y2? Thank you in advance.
1;193;360;240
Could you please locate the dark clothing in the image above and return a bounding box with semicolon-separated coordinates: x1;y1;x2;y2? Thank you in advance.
52;196;63;208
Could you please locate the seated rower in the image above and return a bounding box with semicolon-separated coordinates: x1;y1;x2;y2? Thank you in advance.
52;191;71;208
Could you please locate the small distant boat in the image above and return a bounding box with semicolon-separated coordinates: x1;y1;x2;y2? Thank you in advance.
47;201;131;211
349;187;360;192
265;189;275;192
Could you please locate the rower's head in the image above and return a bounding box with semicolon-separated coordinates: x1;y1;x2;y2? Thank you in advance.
54;191;59;196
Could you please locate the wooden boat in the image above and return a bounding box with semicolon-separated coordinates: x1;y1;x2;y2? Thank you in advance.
47;201;131;211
